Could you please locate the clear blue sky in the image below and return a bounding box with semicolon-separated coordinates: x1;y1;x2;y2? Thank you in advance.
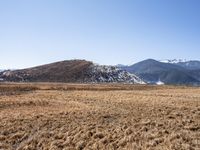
0;0;200;69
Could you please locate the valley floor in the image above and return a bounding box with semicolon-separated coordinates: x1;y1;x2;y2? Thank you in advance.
0;83;199;150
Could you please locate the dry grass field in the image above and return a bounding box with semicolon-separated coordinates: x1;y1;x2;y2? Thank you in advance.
0;83;199;150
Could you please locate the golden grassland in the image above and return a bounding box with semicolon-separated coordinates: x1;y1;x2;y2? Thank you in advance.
0;83;199;150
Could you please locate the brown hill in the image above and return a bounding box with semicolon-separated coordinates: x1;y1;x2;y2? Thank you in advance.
0;60;144;84
0;60;93;82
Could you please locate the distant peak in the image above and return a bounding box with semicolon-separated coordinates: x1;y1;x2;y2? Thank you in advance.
142;59;159;62
159;59;187;64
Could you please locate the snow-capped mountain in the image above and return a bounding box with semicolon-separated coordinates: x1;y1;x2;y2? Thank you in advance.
159;59;187;64
159;59;200;70
119;59;200;85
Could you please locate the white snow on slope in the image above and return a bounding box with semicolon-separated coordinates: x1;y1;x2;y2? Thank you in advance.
89;65;145;84
159;59;187;64
156;80;164;85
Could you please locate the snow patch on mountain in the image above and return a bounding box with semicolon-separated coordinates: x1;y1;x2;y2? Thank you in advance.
159;59;187;64
88;65;145;84
156;80;164;85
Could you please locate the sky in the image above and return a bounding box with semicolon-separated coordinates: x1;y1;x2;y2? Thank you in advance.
0;0;200;69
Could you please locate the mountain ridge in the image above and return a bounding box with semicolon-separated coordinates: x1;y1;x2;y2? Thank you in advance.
119;59;200;85
1;58;200;85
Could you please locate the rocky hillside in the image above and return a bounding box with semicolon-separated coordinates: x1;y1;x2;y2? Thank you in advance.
0;60;144;84
87;64;145;84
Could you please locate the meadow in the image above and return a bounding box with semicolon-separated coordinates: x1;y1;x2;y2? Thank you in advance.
0;83;199;150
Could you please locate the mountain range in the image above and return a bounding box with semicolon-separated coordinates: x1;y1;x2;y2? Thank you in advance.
1;59;200;85
119;59;200;85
